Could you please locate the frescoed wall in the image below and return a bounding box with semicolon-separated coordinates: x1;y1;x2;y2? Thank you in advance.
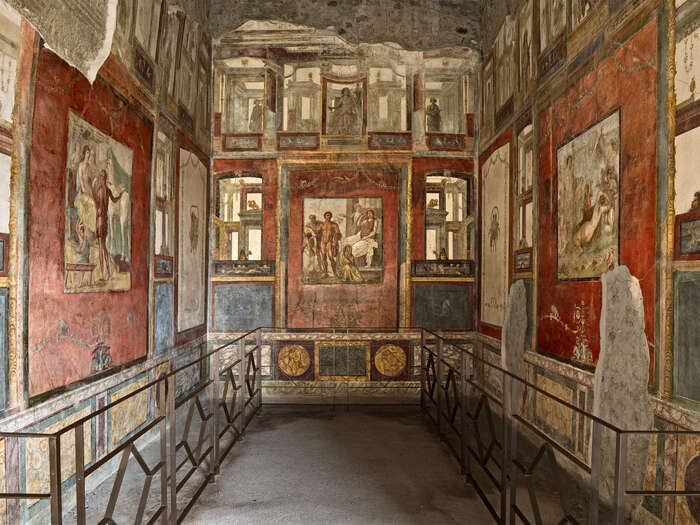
177;149;207;334
537;20;657;369
479;134;512;338
27;47;153;399
286;167;402;328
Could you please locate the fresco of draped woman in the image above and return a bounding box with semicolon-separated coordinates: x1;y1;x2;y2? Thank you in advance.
64;111;133;293
557;111;620;280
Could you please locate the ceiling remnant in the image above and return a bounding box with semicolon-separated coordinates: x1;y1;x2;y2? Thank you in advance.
210;0;486;52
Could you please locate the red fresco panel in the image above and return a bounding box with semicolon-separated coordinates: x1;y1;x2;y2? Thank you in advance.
536;19;657;375
28;48;153;398
287;169;399;328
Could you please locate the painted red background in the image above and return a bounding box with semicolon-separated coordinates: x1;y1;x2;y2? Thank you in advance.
287;169;399;328
537;19;657;373
28;48;153;398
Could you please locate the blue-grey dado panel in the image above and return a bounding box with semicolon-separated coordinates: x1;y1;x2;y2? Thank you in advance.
413;284;471;330
154;282;174;356
213;283;273;331
674;272;700;403
0;287;8;409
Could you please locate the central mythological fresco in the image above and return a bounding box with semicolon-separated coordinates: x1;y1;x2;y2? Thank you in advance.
302;197;383;284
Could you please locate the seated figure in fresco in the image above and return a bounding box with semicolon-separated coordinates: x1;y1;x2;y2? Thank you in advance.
336;245;363;283
426;97;441;132
344;208;379;267
328;87;360;135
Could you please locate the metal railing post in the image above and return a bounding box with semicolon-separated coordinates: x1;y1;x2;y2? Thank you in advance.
500;370;509;523
209;349;220;477
460;348;470;478
48;434;62;525
167;372;177;525
508;377;518;525
159;378;168;524
436;337;444;437
74;423;86;525
613;432;628;525
238;338;247;423
588;420;602;525
420;330;426;411
256;329;263;410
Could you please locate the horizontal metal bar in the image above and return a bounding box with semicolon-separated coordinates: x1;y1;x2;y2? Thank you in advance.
626;490;700;496
84;416;163;476
175;381;214;409
513;415;591;474
0;432;54;438
0;492;51;499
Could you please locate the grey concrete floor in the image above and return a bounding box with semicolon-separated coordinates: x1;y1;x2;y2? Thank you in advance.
185;405;495;525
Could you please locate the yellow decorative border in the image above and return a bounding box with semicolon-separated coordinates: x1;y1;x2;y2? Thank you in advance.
664;0;677;398
411;277;475;283
314;340;370;381
212;276;276;282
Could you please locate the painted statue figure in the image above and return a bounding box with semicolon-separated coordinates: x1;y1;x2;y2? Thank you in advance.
426;98;441;132
328;87;360;135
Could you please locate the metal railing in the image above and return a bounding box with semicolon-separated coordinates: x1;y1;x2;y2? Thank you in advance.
1;326;698;524
0;328;263;525
419;329;700;525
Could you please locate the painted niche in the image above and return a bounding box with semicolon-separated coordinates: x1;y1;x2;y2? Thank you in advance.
215;174;264;261
424;174;473;260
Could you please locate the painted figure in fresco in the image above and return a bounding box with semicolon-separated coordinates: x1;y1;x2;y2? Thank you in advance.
426;97;441;132
337;245;363;282
106;151;131;266
328;87;360;135
238;249;248;260
350;208;378;267
189;205;199;254
489;207;500;251
319;211;342;277
573;192;611;254
92;169;125;281
521;28;530;86
691;191;700;211
303;214;323;274
249;99;263;132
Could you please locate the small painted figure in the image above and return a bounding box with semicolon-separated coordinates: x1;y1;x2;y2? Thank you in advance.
249;99;263;132
439;248;448;260
92;169;124;281
489;207;500;251
319;211;342;277
351;208;378;267
691;191;700;211
426;97;441;132
337;245;363;282
238;249;248;260
328;87;360;135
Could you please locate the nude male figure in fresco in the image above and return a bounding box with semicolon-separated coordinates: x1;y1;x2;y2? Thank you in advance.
319;211;341;277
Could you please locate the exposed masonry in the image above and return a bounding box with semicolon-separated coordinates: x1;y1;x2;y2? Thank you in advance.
210;0;485;51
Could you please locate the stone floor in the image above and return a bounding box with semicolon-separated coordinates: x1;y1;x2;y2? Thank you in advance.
185;405;494;524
